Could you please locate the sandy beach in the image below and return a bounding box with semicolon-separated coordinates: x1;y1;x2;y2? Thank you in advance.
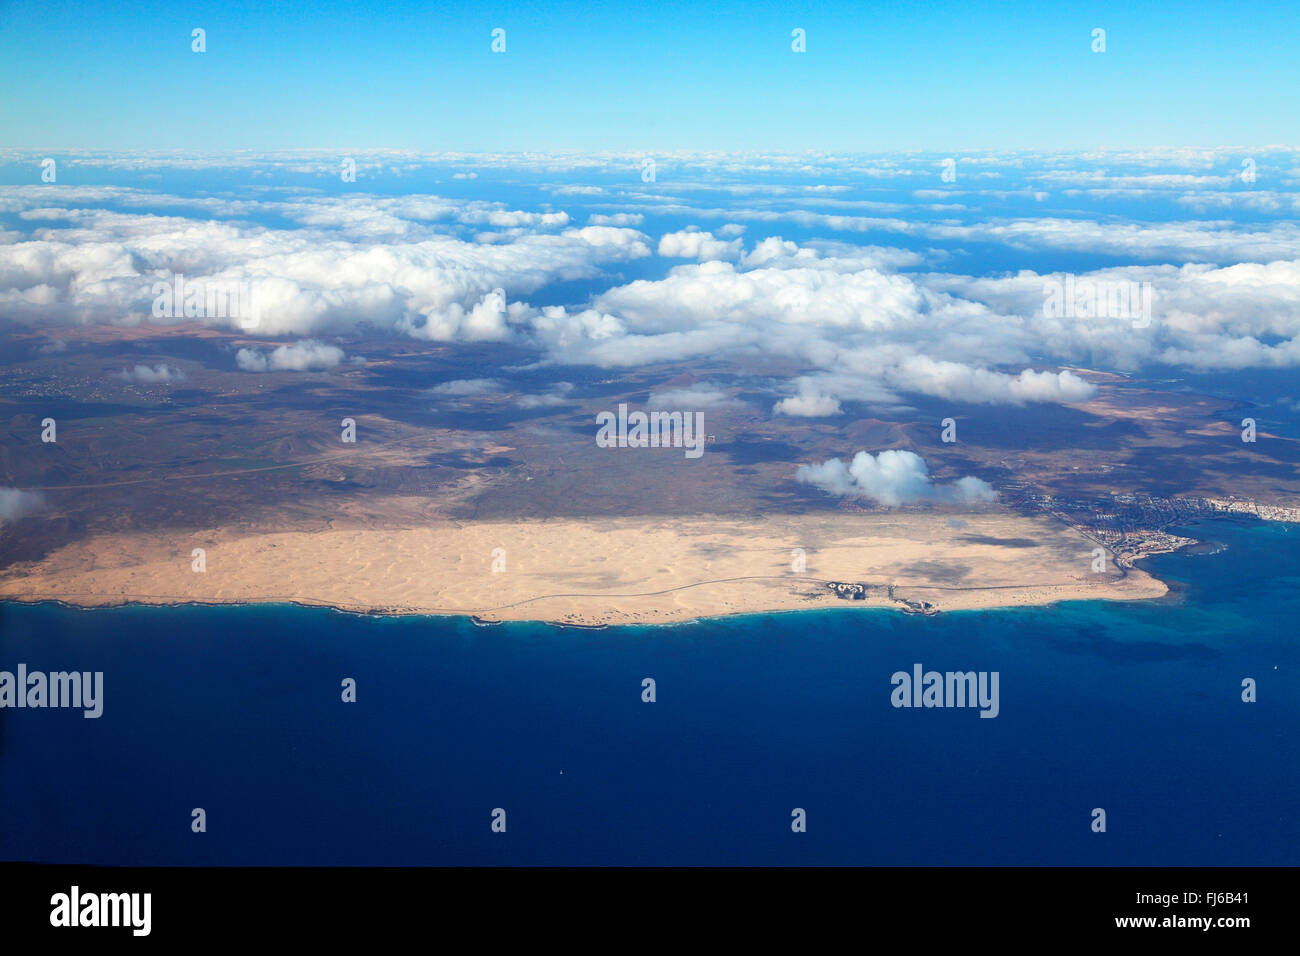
0;510;1168;625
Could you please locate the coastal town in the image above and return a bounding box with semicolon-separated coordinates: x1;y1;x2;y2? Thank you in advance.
1003;488;1300;568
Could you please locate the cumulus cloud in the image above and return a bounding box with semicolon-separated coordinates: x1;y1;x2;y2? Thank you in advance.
237;339;345;372
113;363;185;383
0;187;650;341
399;289;515;342
648;384;743;409
234;350;266;372
658;229;743;261
931;260;1300;372
517;382;575;407
582;247;1098;408
595;254;923;331
426;378;575;407
0;487;44;523
884;359;1096;405
588;213;643;226
795;450;997;507
774;391;842;417
428;378;503;396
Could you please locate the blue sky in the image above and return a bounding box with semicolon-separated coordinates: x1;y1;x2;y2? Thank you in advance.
1;0;1297;150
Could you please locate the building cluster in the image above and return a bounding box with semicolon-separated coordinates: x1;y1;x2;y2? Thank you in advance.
825;581;868;600
1001;487;1300;569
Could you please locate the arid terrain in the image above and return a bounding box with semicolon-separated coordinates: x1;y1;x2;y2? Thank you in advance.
1;323;1296;623
0;510;1165;625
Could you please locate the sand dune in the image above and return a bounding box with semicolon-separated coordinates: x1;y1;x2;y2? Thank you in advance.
0;511;1167;625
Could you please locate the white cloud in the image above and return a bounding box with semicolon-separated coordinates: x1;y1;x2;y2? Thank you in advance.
0;187;650;341
399;290;514;342
235;349;267;371
795;450;996;507
774;391;842;417
548;185;603;195
628;202;1300;263
113;363;185;383
7;159;1300;413
517;382;575;407
237;339;345;372
658;229;743;261
0;487;44;523
883;359;1096;405
648;384;743;409
428;378;502;396
588;213;644;226
426;377;575;407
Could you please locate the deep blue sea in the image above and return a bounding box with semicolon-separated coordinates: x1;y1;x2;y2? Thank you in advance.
1;519;1295;866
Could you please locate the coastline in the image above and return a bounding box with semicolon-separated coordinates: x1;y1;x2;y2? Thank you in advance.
0;577;1169;628
0;509;1172;626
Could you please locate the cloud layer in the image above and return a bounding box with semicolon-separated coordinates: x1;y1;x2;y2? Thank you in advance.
5;149;1300;411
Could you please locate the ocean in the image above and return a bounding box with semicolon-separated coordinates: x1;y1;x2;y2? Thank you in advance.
1;519;1295;866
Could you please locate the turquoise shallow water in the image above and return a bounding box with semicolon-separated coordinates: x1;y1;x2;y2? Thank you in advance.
0;519;1295;865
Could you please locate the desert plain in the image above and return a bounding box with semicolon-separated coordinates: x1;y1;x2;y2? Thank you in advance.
0;510;1165;625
